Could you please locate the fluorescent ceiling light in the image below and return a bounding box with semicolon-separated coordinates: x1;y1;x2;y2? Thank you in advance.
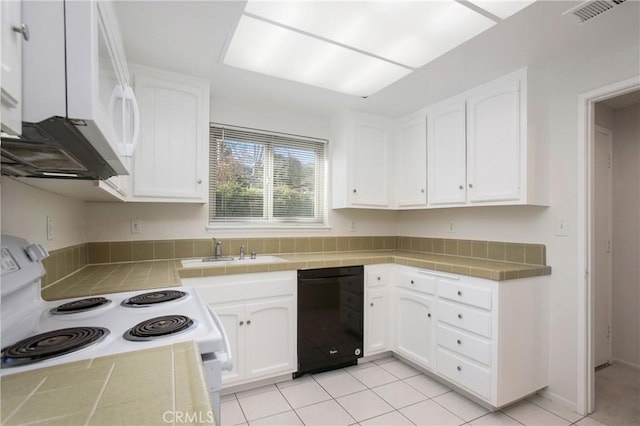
243;1;495;69
224;0;533;96
467;0;537;19
224;15;412;97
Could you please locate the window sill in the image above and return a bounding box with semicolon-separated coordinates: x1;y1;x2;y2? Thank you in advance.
206;222;331;231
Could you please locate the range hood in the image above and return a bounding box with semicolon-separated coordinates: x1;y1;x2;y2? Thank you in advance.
1;119;116;180
1;0;138;180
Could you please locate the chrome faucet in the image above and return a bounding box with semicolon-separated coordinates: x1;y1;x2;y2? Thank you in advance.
213;238;223;259
239;245;245;260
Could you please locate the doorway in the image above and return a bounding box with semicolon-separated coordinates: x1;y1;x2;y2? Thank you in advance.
577;77;640;418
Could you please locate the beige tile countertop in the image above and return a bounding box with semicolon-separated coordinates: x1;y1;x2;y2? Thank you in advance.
0;341;214;426
179;250;552;281
42;250;550;300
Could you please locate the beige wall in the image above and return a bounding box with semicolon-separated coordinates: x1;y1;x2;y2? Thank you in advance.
85;98;398;241
1;177;87;250
611;103;640;368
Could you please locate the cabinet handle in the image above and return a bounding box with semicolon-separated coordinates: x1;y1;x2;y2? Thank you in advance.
247;320;251;325
457;366;462;372
239;321;244;326
13;24;30;41
457;290;462;296
459;185;464;190
353;189;357;193
197;179;202;184
457;313;462;319
370;302;374;307
457;339;462;345
377;276;381;281
468;183;473;188
410;280;414;284
421;188;425;193
427;313;431;318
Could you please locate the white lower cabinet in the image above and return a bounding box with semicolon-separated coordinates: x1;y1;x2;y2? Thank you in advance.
385;265;548;409
364;266;390;356
186;271;297;388
395;289;434;368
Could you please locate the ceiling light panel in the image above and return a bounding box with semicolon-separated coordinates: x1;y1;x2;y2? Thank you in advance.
467;0;537;19
224;15;412;96
243;0;496;68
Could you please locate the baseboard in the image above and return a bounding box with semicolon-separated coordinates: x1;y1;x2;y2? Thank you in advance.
221;373;293;395
537;388;578;413
612;358;640;370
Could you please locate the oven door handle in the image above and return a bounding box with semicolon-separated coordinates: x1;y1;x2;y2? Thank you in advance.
207;305;233;372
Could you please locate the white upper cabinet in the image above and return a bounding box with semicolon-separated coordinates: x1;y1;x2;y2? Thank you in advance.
427;100;467;206
332;111;392;209
131;66;209;202
466;79;521;203
1;0;24;135
426;68;548;208
395;115;427;208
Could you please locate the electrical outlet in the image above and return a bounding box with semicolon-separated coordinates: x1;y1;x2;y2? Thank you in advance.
349;219;357;232
131;217;142;234
46;216;54;241
448;221;455;233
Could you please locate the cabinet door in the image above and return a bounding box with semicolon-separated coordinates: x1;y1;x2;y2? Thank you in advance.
212;304;244;385
395;289;434;368
396;117;427;208
245;297;296;379
365;287;388;355
350;120;390;207
133;71;208;201
1;0;23;135
466;80;521;203
427;101;467;206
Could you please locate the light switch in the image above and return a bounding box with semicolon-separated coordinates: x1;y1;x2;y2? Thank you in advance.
131;217;142;234
555;217;569;236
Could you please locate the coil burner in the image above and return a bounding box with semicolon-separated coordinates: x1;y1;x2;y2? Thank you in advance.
123;315;195;341
1;327;109;368
120;290;188;308
49;297;112;315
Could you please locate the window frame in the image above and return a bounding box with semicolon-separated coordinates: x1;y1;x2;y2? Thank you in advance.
207;123;329;230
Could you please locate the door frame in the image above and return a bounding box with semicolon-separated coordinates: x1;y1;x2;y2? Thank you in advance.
576;75;640;415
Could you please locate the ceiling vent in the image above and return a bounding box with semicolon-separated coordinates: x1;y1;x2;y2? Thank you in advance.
564;0;627;23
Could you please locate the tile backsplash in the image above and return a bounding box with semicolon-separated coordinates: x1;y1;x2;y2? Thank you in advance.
42;236;546;288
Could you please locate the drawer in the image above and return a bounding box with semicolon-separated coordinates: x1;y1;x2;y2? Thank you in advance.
396;271;436;295
438;281;492;310
366;270;389;288
436;348;491;399
437;324;492;366
438;300;492;338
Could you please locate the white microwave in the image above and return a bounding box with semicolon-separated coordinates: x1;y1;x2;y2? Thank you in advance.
16;0;138;177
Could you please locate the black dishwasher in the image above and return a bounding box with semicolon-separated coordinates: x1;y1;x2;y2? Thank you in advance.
295;265;364;377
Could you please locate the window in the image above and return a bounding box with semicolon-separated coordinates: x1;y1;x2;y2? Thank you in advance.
209;124;327;226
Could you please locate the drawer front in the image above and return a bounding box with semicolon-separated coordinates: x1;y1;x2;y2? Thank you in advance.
438;300;492;338
396;272;436;295
436;348;491;399
439;281;492;310
437;324;492;366
366;270;389;288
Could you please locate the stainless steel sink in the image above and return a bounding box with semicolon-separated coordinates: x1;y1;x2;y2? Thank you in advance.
181;255;288;268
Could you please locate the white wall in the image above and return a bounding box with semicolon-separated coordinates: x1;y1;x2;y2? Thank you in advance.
1;177;87;250
397;45;640;406
85;98;398;241
611;103;640;368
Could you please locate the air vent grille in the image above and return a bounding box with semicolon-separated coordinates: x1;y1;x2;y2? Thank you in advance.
568;0;627;23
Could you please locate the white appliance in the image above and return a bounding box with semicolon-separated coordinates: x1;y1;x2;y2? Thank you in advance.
1;0;139;179
0;235;232;422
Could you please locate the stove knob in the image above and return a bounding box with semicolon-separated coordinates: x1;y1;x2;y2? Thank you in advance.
25;243;49;262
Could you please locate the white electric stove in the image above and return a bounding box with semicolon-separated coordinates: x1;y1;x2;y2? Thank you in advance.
0;235;232;420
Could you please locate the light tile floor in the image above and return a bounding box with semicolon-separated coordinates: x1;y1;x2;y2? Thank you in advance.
220;356;609;426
